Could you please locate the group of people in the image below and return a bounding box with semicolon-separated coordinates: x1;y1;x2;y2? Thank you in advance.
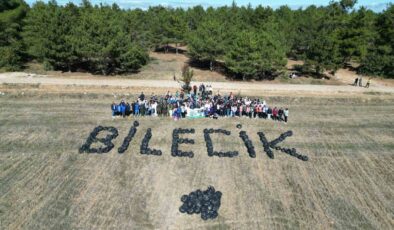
353;77;371;88
111;84;290;122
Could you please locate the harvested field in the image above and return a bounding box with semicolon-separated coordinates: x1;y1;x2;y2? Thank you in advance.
0;93;393;229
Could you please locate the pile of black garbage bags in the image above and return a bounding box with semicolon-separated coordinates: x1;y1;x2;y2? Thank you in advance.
179;186;222;220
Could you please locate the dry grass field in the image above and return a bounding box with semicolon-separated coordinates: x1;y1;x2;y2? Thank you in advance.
0;91;393;230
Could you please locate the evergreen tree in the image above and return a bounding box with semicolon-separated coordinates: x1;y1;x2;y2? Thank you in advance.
164;9;187;53
23;0;77;70
126;9;154;49
72;3;148;74
339;7;376;63
300;4;343;75
0;0;392;79
23;0;148;74
0;0;28;70
188;18;225;70
186;5;205;31
274;6;296;56
359;5;394;78
224;30;286;80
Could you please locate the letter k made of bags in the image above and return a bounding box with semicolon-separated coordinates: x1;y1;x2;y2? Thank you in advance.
257;131;308;161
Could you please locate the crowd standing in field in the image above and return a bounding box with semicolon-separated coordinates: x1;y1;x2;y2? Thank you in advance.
111;84;290;122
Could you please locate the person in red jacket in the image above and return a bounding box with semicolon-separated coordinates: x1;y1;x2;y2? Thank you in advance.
272;107;278;121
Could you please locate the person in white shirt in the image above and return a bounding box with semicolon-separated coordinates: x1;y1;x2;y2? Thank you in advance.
284;108;289;123
181;104;186;118
152;101;158;116
262;105;268;119
231;105;237;117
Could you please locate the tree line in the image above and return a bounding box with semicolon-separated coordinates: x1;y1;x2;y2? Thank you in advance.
0;0;393;79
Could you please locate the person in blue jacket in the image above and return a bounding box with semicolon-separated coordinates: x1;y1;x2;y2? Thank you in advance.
177;106;182;119
119;100;126;118
111;102;117;117
117;102;122;115
134;101;140;116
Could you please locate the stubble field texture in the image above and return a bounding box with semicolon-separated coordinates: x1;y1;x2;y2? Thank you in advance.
0;93;393;229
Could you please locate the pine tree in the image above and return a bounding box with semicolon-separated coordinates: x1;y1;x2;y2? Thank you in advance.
300;4;343;75
0;0;28;71
188;18;225;70
72;3;148;74
360;4;394;78
23;0;78;71
339;7;376;63
224;30;286;80
1;0;392;79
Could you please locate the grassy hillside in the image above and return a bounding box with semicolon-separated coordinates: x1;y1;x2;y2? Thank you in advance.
0;93;393;229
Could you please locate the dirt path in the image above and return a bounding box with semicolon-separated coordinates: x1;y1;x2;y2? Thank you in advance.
1;72;393;95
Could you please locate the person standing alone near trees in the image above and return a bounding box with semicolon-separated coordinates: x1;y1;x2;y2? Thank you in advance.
353;77;359;86
284;108;289;123
365;78;371;88
359;77;363;87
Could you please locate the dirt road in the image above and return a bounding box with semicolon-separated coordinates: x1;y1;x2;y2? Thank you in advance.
1;72;393;95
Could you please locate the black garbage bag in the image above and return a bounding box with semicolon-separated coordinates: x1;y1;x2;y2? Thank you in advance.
118;121;139;153
179;186;222;220
171;128;195;158
140;128;162;156
204;129;239;158
239;131;256;158
79;126;118;154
